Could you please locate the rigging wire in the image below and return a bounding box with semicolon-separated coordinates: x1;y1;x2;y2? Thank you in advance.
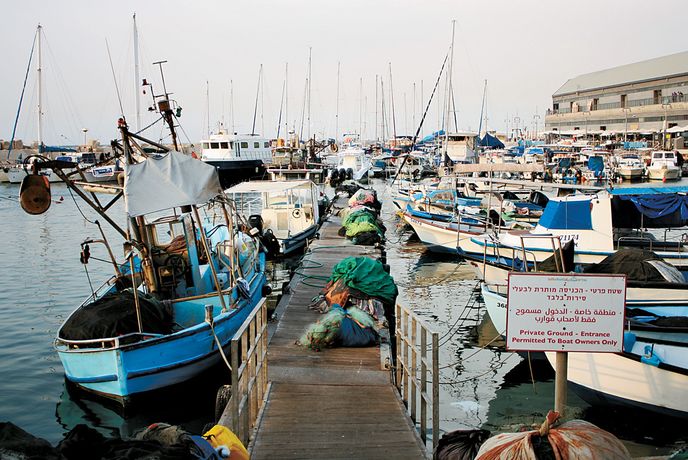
7;28;37;160
105;38;126;119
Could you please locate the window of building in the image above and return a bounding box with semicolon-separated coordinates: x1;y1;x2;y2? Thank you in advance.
553;103;559;111
264;141;270;148
621;94;627;108
654;90;662;104
240;142;248;148
600;126;606;131
210;142;220;149
591;98;598;111
220;142;229;149
254;142;260;148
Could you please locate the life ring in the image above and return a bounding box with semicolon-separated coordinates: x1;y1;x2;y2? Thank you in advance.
292;208;301;219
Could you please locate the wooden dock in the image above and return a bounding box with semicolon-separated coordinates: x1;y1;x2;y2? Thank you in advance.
248;204;429;459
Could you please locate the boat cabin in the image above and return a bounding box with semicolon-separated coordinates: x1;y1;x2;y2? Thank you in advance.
200;130;273;163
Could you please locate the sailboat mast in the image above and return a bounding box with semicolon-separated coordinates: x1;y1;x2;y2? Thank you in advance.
477;79;487;136
359;77;363;140
307;47;312;139
375;75;378;141
444;20;456;157
335;61;340;140
37;24;43;150
206;81;210;137
389;63;396;141
133;13;141;132
251;64;262;135
284;63;288;139
230;79;235;133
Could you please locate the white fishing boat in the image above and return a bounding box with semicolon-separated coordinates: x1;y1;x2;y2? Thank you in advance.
457;188;688;270
226;180;320;257
545;337;688;418
200;130;273;188
332;146;372;182
647;151;681;181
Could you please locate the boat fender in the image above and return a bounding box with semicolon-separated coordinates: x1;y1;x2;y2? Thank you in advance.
640;344;662;367
622;331;636;353
262;284;273;297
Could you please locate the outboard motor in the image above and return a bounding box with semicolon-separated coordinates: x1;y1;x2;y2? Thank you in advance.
248;214;264;236
260;229;281;258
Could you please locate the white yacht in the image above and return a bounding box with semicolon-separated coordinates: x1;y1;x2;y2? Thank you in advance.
614;153;645;180
200;130;273;187
647;151;681;181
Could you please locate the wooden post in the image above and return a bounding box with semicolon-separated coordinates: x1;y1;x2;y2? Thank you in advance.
432;332;440;451
410;316;417;422
554;352;568;416
420;327;427;444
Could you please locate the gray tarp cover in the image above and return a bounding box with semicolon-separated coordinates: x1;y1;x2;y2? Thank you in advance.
124;150;221;217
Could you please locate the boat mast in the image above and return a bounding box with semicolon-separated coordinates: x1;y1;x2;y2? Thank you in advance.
444;20;456;160
37;24;43;151
153;60;179;150
133;13;141;132
389;63;397;141
477;79;487;137
206;80;210;137
230;79;235;133
375;75;378;142
251;64;262;135
335;61;340;140
359;77;363;140
284;63;288;139
307;47;312;139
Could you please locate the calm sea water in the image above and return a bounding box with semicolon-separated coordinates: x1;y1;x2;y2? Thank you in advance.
0;180;686;456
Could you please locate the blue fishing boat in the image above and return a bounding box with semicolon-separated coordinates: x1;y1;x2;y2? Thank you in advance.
49;138;267;404
18;77;268;404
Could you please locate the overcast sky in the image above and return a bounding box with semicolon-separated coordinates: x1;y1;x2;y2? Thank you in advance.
2;0;687;146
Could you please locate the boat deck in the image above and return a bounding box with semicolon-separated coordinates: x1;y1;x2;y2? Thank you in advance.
248;196;428;459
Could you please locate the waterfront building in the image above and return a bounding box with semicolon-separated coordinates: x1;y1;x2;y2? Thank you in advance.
544;51;688;147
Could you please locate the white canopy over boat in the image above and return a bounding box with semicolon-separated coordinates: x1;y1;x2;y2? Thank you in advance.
124;150;221;217
225;180;312;194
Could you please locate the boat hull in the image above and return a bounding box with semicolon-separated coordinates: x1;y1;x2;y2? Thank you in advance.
545;350;688;418
205;159;267;188
647;166;681;181
56;273;266;404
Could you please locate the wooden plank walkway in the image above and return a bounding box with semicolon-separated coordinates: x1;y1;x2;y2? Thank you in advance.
249;202;428;459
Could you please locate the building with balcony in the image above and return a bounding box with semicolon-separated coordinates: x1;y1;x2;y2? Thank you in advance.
545;51;688;145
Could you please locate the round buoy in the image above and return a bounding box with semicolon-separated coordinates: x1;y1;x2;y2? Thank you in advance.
19;174;52;215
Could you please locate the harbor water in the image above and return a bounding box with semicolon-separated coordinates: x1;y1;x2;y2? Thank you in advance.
0;180;686;456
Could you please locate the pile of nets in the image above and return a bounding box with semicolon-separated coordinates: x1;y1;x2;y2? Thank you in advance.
299;257;398;351
338;189;385;245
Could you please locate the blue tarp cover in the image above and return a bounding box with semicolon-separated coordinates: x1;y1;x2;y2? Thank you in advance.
609;186;688;195
479;133;505;149
539;199;593;230
617;194;688;220
588;156;604;173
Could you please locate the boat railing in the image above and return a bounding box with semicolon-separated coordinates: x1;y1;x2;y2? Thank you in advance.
617;235;654;251
517;235;566;272
220;297;269;447
55;331;165;351
394;303;440;452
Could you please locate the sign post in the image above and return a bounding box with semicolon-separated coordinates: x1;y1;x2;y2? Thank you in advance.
506;273;626;416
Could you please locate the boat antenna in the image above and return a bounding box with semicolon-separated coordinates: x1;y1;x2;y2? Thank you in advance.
335;61;340;140
391;52;448;185
7;26;37;160
105;38;126;119
277;73;286;138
